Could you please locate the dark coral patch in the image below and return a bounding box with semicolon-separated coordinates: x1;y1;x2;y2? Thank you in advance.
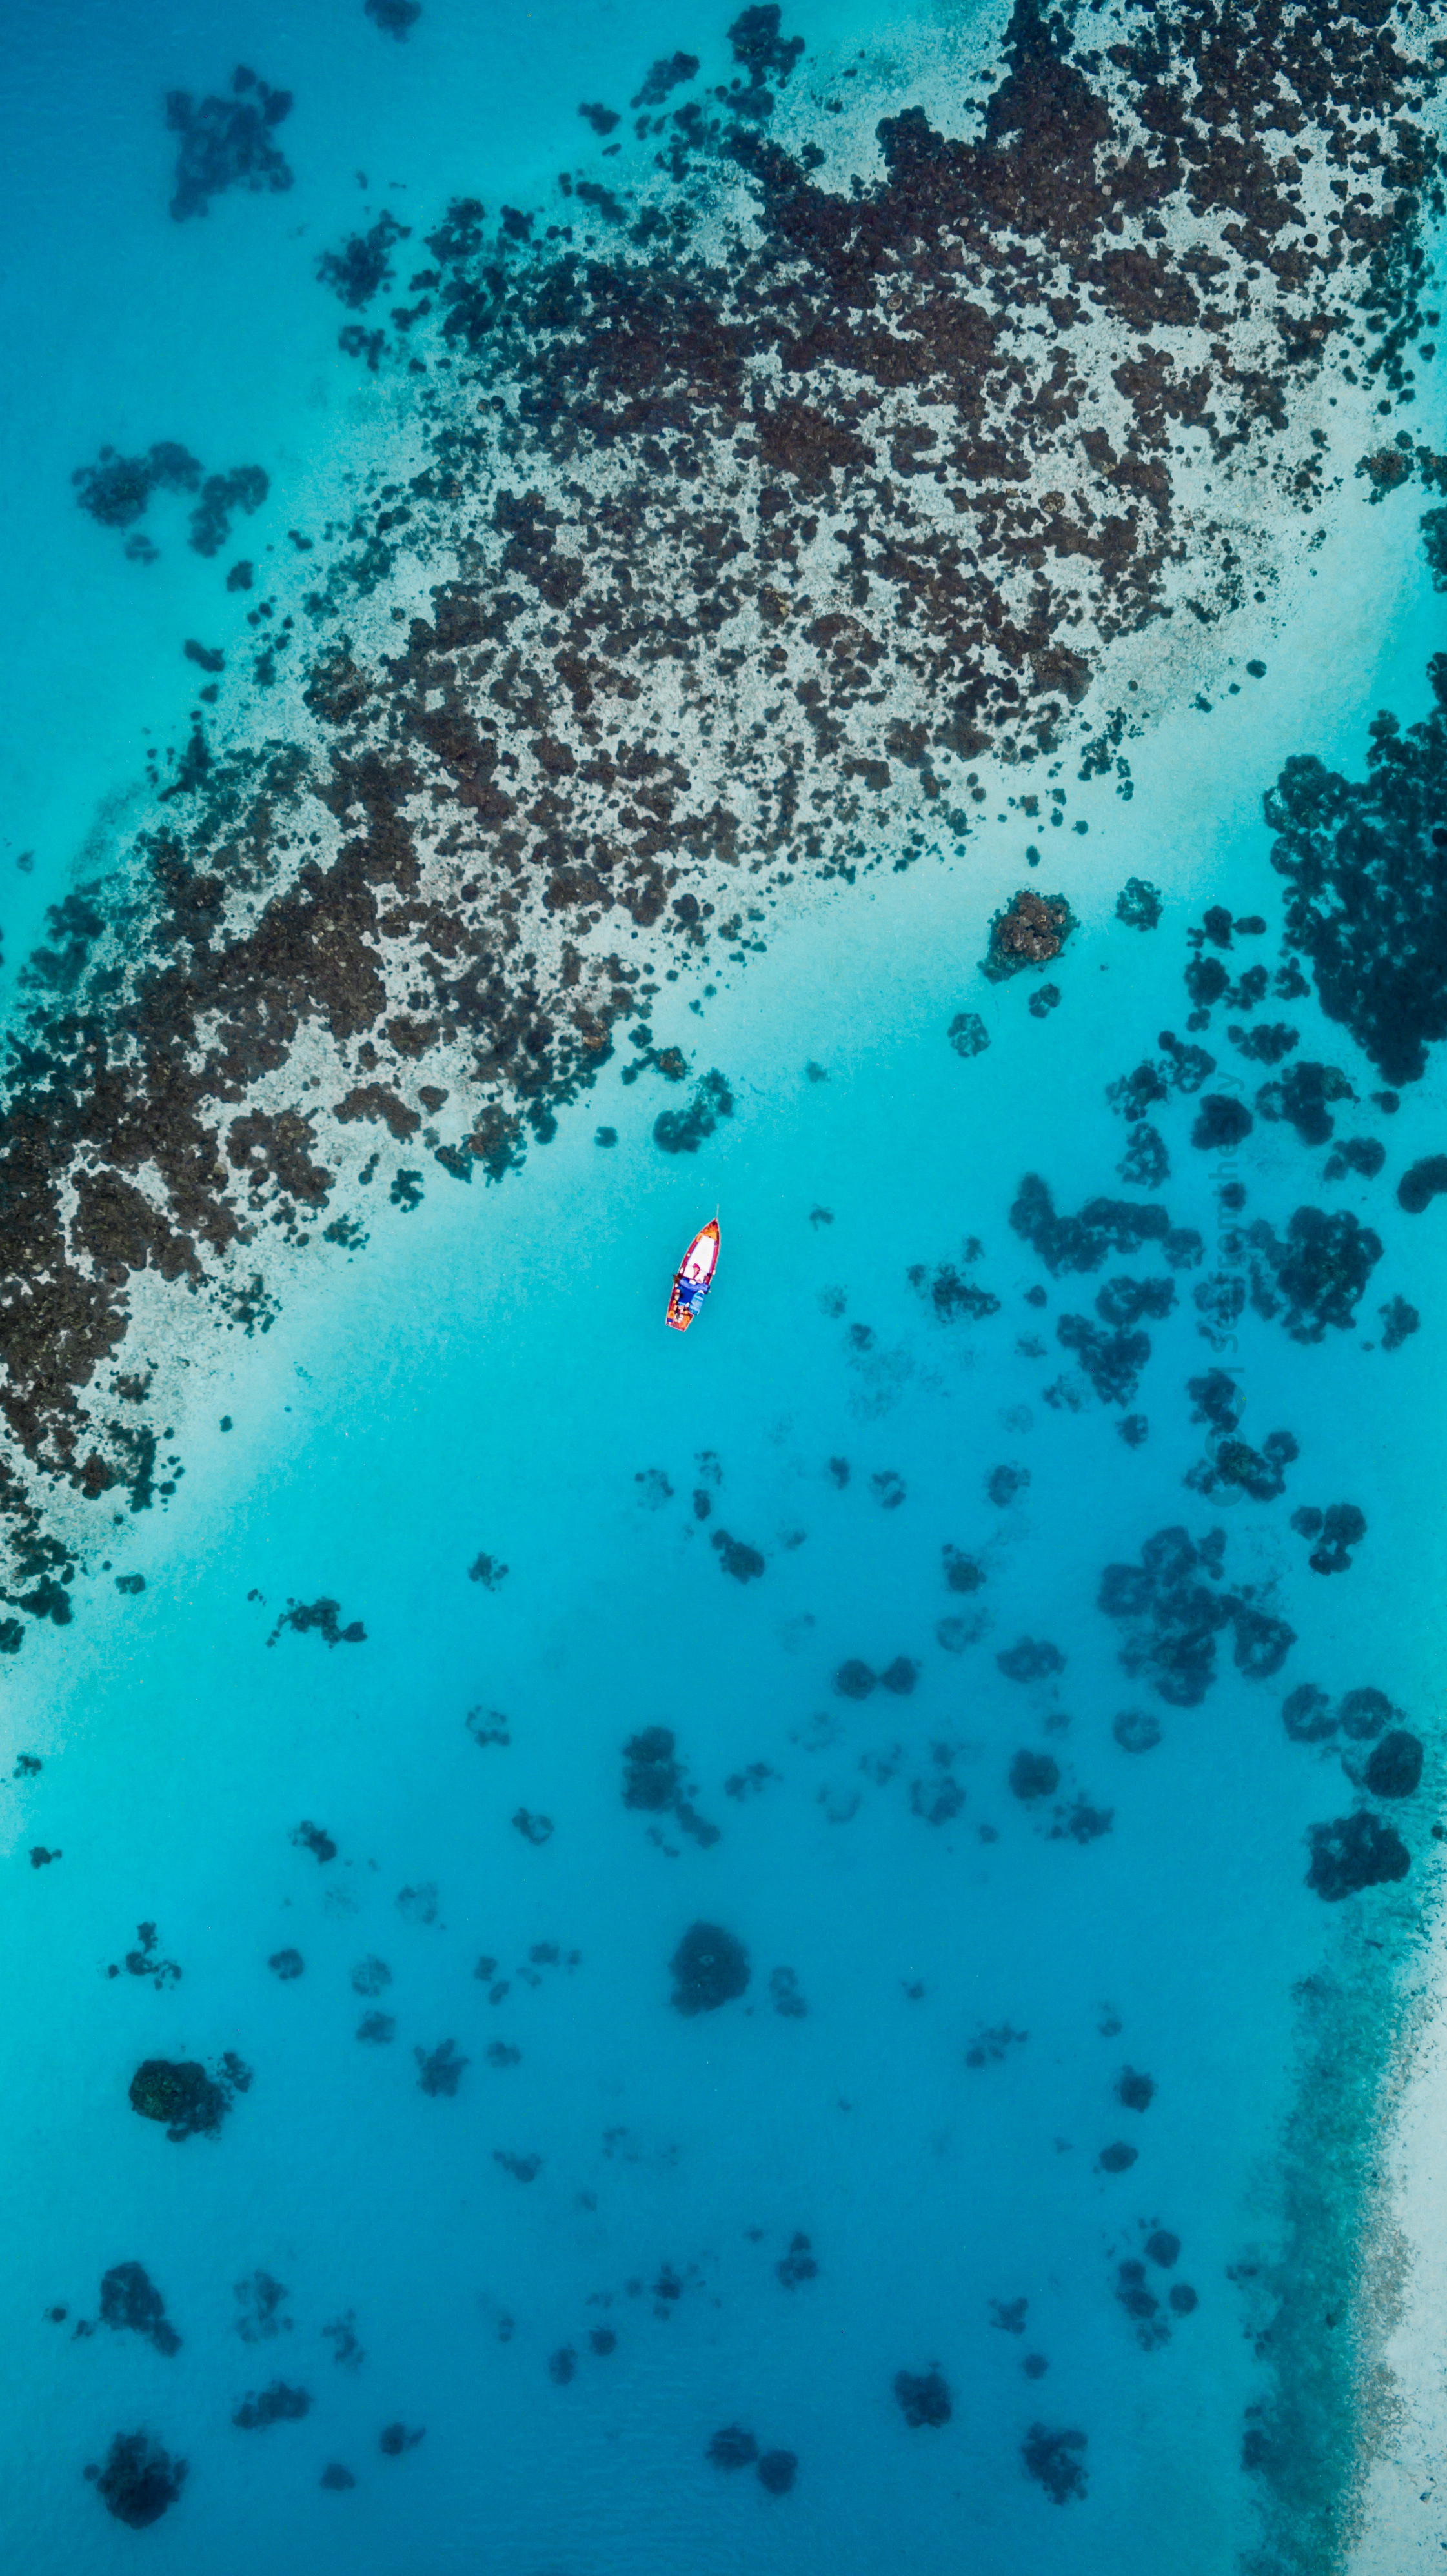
1115;878;1161;931
1266;665;1447;1088
670;1920;749;2015
895;2367;951;2428
1022;2422;1088;2504
86;2431;187;2527
232;2382;310;2429
707;2424;759;2470
1009;1750;1060;1802
128;2058;230;2142
1011;1174;1169;1276
1305;1811;1410;1900
1362;1729;1423;1799
984;890;1075;980
1399;1154;1447;1213
1191;1095;1253;1151
1098;1525;1292;1706
165;68;294;223
99;2264;181;2356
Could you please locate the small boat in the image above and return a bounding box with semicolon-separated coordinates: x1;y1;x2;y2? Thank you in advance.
667;1218;720;1333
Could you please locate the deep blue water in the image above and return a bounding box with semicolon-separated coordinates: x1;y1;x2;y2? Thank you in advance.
2;3;1446;2570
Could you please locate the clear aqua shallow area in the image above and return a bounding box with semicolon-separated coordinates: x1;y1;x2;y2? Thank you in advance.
3;3;1447;2571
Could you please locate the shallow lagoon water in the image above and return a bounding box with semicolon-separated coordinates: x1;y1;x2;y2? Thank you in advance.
3;1;1447;2570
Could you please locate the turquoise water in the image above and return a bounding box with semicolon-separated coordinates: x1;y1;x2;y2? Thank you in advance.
3;2;1446;2568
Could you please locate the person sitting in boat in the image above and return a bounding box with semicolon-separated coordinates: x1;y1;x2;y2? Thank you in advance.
673;1269;706;1314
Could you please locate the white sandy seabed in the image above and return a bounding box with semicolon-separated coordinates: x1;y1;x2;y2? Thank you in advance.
1348;1973;1447;2571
